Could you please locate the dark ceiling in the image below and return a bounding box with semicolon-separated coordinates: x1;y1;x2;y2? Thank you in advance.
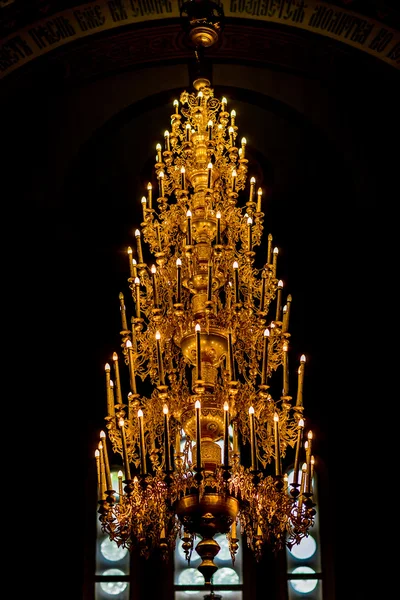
1;3;398;599
1;0;400;32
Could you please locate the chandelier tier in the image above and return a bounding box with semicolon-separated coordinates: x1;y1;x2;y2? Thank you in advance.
96;78;316;587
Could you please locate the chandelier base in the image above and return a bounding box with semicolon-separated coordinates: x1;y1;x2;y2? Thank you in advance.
175;492;239;585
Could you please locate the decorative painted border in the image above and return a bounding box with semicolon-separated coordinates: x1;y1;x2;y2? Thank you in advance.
1;0;399;78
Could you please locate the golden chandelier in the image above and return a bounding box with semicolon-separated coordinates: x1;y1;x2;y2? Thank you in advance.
96;77;316;586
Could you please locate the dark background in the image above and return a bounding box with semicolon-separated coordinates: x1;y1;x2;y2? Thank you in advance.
1;6;399;599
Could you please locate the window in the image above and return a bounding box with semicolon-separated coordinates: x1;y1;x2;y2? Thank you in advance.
286;467;323;599
174;529;243;600
96;470;130;600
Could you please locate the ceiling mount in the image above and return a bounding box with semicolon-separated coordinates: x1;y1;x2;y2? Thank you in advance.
180;0;225;48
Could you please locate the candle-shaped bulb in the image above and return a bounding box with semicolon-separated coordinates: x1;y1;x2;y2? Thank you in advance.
231;168;237;192
105;363;110;372
156;143;162;162
229;126;234;145
208;119;213;140
134;276;140;285
151;264;156;274
146;181;152;210
113;352;118;361
186;209;192;244
118;469;123;478
158;169;164;195
272;246;279;277
155;330;164;384
223;401;230;467
180;165;185;189
247;216;253;250
261;328;270;386
207;162;213;188
240;136;247;158
256;187;262;212
141;196;146;205
126;339;132;348
301;354;306;363
195;400;201;409
127;246;132;256
216;210;221;244
163;404;168;415
249;405;257;470
176;258;182;267
95;449;100;457
195;323;201;380
233;261;239;303
222;97;227;109
173;99;179;113
308;430;313;441
299;418;305;428
164;130;170;151
119;418;124;427
138;409;143;418
274;412;279;422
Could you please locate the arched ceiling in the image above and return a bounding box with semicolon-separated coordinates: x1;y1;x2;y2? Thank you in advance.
1;0;399;91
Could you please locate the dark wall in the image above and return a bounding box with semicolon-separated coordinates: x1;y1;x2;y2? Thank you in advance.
2;32;399;600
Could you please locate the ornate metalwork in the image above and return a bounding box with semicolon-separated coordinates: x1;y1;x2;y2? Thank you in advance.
96;79;316;587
